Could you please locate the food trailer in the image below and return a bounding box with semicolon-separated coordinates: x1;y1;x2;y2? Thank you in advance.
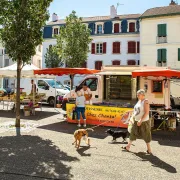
63;66;180;129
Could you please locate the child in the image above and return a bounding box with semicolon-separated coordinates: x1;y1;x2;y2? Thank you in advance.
76;91;86;127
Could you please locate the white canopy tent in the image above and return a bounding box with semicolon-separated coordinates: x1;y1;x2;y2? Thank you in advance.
0;63;55;78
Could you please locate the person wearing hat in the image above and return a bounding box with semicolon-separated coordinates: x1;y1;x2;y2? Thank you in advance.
80;83;92;105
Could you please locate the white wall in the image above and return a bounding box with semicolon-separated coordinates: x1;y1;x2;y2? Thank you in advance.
140;16;180;68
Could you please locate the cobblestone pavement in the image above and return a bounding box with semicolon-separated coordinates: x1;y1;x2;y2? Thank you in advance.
0;105;180;180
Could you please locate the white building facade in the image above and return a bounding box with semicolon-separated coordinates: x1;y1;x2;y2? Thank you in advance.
140;1;180;97
140;2;180;68
42;6;140;85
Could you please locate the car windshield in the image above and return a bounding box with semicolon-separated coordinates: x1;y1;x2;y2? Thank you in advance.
45;80;65;89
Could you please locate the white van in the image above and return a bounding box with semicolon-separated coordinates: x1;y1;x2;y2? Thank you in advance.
20;78;69;106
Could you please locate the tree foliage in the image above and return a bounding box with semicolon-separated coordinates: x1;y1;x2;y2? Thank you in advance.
0;0;52;63
56;11;92;68
0;0;52;127
45;45;64;68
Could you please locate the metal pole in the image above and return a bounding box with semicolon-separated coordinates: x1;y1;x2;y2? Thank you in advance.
54;76;57;108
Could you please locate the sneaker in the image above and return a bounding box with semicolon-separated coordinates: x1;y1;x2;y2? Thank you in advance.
83;124;86;127
77;124;81;127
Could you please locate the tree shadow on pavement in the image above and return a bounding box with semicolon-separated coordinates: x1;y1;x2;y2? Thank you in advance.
38;121;109;139
0;135;79;180
0;110;58;121
133;152;177;173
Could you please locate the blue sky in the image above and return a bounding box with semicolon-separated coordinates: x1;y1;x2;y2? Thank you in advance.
48;0;177;20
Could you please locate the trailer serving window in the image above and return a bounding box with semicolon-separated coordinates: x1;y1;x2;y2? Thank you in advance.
105;75;132;100
152;80;163;93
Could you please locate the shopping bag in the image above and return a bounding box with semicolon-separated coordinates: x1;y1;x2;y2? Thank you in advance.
72;109;77;120
128;116;134;133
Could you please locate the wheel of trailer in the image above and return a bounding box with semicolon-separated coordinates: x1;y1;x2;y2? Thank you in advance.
48;97;55;107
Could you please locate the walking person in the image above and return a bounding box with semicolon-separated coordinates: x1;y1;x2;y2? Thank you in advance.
76;91;86;127
123;89;152;154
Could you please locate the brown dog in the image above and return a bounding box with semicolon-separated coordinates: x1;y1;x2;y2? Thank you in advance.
72;128;94;149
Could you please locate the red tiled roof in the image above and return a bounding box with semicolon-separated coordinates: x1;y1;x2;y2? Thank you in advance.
47;14;141;25
141;4;180;18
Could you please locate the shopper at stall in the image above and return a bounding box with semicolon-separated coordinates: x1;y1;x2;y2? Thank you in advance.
31;79;37;94
122;89;152;154
80;83;92;105
76;91;86;127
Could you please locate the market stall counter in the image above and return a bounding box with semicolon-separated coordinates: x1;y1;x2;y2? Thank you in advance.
66;103;133;128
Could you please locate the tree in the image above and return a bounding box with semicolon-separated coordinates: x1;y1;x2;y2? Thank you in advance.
56;11;92;89
0;0;52;127
45;45;64;68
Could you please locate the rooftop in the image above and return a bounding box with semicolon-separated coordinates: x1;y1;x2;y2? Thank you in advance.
141;4;180;19
47;14;141;25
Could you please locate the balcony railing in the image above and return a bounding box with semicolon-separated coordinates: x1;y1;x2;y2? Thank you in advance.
157;36;167;44
156;61;167;67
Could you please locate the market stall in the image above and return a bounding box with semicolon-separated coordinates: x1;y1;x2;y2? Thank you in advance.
0;63;53;113
132;67;180;131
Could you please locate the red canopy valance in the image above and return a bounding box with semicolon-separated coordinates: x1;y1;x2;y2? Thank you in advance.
34;68;100;76
132;69;180;78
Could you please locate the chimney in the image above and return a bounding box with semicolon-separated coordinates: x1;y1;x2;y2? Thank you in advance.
110;5;117;19
169;0;177;5
52;13;58;22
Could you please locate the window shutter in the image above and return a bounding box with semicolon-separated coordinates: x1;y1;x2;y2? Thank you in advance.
157;49;162;62
158;24;162;37
43;26;52;38
91;43;95;54
114;23;119;33
112;60;120;65
117;42;120;53
103;42;106;54
129;23;135;32
113;42;116;53
128;60;136;65
104;21;113;34
137;42;140;53
95;61;102;70
178;48;180;61
162;49;167;62
162;24;167;36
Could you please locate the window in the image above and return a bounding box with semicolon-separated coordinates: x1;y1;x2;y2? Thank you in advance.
53;28;59;35
152;81;163;93
113;42;120;54
95;61;102;70
38;80;48;90
112;60;120;65
178;48;180;61
137;42;140;53
129;22;135;32
157;49;167;62
114;23;119;33
92;43;106;54
157;24;167;43
128;41;136;53
127;60;136;65
5;59;9;67
81;61;87;68
96;43;103;54
77;78;98;92
4;78;9;88
158;24;166;37
97;25;103;34
91;43;95;54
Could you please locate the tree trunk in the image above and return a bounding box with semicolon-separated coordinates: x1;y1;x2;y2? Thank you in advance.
69;75;74;90
15;58;22;127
